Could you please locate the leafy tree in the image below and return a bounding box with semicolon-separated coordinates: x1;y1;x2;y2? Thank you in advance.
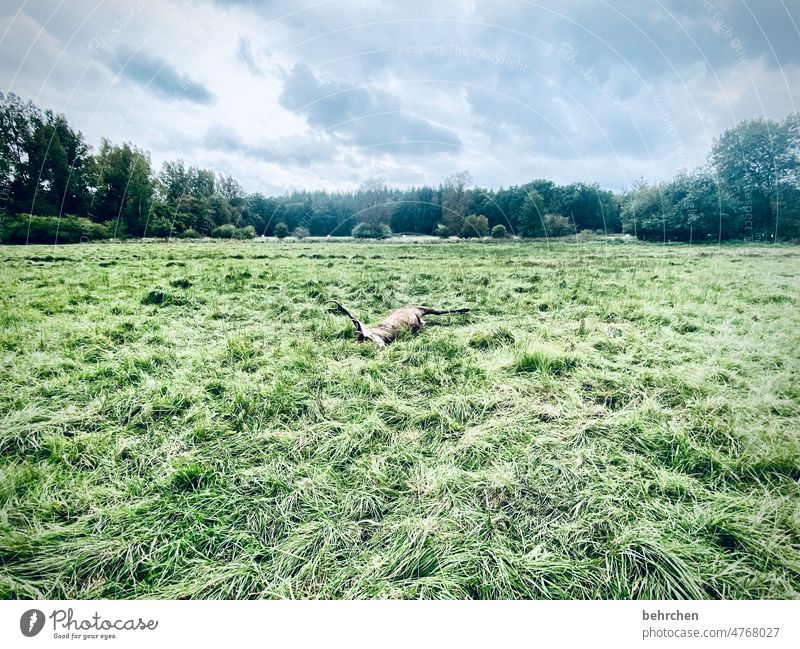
270;200;311;234
355;177;392;226
390;186;441;234
155;161;224;234
157;160;191;205
216;173;244;204
774;183;800;239
467;189;504;229
91;139;154;236
494;185;529;234
0;93;36;207
542;213;574;237
191;168;215;199
309;199;349;236
527;179;557;208
5;93;798;245
439;170;471;235
0;93;93;216
620;171;742;241
208;193;233;227
460;214;489;238
672;170;742;241
274;222;289;238
710;115;799;237
518;189;546;237
31;111;93;216
551;182;619;232
241;193;274;234
620;180;663;240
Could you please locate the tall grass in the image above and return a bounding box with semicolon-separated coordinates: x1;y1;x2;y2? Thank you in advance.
0;240;798;599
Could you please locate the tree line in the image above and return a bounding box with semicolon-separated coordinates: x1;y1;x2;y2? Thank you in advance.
1;92;798;243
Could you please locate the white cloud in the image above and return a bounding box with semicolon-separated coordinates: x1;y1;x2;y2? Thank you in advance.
1;0;797;192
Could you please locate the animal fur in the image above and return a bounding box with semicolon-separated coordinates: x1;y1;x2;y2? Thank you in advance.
328;300;470;347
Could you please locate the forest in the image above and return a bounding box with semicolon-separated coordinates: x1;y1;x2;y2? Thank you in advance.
1;92;798;244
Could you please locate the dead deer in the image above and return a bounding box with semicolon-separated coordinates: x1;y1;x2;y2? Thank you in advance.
328;300;470;347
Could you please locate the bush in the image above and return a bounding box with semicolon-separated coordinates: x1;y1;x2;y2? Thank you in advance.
293;227;310;239
460;214;490;238
274;222;289;239
352;222;391;239
434;224;450;238
0;214;111;244
209;224;255;239
236;225;256;239
177;228;202;239
542;213;574;237
210;224;236;238
491;224;508;239
145;217;172;238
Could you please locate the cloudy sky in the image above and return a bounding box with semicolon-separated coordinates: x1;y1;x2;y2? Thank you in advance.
2;0;798;193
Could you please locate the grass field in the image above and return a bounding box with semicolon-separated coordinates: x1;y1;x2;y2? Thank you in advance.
1;238;799;599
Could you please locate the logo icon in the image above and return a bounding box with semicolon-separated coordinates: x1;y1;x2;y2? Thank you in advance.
20;609;46;637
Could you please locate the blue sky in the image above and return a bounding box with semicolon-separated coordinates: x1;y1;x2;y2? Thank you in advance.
1;0;798;193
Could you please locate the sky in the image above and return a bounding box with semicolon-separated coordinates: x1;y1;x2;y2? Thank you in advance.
1;0;798;194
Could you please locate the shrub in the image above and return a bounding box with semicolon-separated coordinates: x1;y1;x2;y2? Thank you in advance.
177;228;202;239
352;222;391;239
434;224;450;238
542;213;574;237
293;227;310;239
460;214;490;238
235;225;256;239
491;224;508;239
274;222;289;239
2;214;113;244
210;224;236;238
145;217;172;238
0;214;111;244
210;224;255;239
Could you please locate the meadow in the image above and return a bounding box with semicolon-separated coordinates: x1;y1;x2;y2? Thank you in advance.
1;238;799;599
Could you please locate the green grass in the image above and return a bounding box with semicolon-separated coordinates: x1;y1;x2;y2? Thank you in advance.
1;238;799;599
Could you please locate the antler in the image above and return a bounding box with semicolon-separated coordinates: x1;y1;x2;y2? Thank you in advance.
327;300;365;334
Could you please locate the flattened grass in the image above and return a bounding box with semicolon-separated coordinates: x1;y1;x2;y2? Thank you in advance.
0;239;799;599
